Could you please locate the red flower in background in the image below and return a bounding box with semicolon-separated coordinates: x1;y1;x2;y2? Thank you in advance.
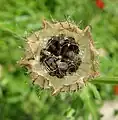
96;0;105;9
114;85;118;95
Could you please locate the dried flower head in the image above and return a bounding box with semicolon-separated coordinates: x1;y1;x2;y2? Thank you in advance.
19;20;99;95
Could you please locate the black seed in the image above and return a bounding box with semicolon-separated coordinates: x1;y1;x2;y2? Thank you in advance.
44;57;57;71
57;61;68;71
60;44;69;56
68;43;79;54
68;64;76;73
40;34;82;78
47;39;60;56
66;51;75;59
59;39;65;45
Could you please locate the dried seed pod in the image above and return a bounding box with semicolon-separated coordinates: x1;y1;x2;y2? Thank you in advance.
19;20;99;95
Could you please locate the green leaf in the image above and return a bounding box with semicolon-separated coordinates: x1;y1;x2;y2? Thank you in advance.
87;83;101;101
80;87;99;120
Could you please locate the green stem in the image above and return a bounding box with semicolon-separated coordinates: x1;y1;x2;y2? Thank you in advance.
1;27;25;41
90;77;118;84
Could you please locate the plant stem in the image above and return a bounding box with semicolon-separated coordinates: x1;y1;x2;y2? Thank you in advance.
90;77;118;84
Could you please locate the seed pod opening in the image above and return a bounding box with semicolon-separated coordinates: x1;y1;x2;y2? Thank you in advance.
19;20;99;95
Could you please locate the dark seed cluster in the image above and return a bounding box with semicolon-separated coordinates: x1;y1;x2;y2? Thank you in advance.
40;34;82;78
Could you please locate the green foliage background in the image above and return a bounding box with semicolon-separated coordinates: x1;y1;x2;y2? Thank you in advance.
0;0;118;120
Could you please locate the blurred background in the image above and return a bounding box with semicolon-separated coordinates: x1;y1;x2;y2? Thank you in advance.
0;0;118;120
